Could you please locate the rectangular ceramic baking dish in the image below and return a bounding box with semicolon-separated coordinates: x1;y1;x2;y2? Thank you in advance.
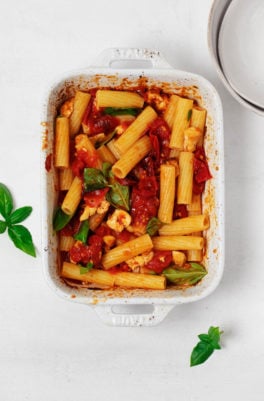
41;48;224;327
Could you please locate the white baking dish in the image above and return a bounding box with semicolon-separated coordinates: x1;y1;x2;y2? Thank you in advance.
41;48;224;326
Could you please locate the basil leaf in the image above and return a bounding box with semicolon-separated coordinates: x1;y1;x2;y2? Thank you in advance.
102;162;112;179
146;217;163;236
0;220;7;234
162;262;207;285
80;262;93;274
190;341;215;367
83;168;108;192
8;225;36;257
107;183;130;211
74;220;89;243
187;109;192;121
208;326;222;349
0;183;13;219
104;107;138;116
190;326;223;367
198;334;211;343
9;206;32;225
53;208;73;231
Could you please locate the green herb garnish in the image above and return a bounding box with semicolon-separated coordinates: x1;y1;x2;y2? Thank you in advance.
104;107;138;116
107;182;130;211
74;220;89;243
146;217;163;236
102;162;112;179
162;262;207;286
53;207;73;231
79;262;94;274
83;168;108;192
83;167;130;211
187;109;192;121
190;326;223;367
0;183;36;257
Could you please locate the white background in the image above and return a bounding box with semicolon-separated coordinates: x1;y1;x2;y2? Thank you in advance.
0;1;264;400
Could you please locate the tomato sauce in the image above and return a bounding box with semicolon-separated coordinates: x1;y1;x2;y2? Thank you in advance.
53;86;212;289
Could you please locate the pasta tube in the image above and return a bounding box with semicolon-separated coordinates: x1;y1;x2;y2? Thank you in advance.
177;151;194;204
96;90;144;109
152;236;204;251
55;116;70;168
159;214;209;236
187;247;203;263
187;193;202;214
59;167;74;191
70;91;91;136
163;94;180;129
187;194;203;262
191;106;207;147
106;139;122;160
170;97;193;149
97;145;117;164
75;134;102;169
158;164;176;224
112;136;152;179
59;235;75;251
191;107;207;132
114;106;157;155
183;127;203;152
102;234;153;269
172;251;186;267
61;176;82;215
61;262;166;290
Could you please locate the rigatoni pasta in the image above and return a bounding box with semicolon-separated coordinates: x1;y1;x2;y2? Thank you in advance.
177;151;194;204
96;90;144;109
55;116;70;168
69;91;91;136
52;86;212;290
169;97;193;149
114;106;157;155
112;136;152;179
158;164;176;224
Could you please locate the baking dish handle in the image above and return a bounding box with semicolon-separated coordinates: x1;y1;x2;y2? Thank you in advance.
91;48;172;69
94;304;175;327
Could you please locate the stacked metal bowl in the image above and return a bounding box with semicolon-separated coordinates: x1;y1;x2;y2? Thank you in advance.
208;0;264;116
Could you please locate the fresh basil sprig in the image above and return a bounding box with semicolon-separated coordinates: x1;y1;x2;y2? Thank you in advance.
190;326;223;367
163;262;207;286
0;183;36;257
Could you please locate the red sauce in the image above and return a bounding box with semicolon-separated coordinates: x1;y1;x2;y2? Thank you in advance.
85;115;119;135
193;146;212;194
131;175;159;229
54;86;212;287
145;251;172;274
84;188;109;208
69;234;103;266
45;153;52;172
72;149;100;177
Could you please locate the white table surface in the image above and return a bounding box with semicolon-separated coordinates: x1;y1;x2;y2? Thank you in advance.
1;1;264;400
